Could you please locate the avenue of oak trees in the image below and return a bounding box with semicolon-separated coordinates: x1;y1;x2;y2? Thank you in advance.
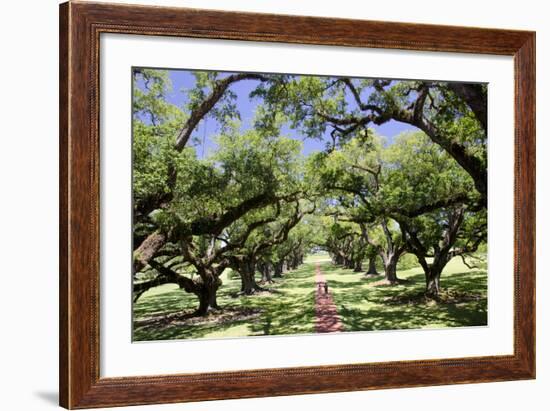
132;69;487;315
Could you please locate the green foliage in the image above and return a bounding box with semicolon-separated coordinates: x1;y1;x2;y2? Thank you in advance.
132;69;188;219
429;85;487;166
168;127;304;231
133;69;173;124
380;131;478;212
396;253;418;271
132;68;488;332
187;71;241;135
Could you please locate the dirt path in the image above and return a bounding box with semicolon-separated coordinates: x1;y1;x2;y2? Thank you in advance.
314;263;343;333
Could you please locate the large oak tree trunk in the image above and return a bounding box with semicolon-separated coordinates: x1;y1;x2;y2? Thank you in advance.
273;261;283;278
423;257;448;298
238;259;263;295
289;256;299;270
193;268;223;316
195;275;221;315
382;254;400;284
426;270;442;298
260;262;274;283
240;271;257;295
366;256;378;275
353;258;363;272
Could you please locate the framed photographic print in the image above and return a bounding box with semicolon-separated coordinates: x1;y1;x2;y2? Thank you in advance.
59;1;535;409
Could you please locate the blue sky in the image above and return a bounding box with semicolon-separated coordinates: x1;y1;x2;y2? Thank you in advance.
141;69;417;158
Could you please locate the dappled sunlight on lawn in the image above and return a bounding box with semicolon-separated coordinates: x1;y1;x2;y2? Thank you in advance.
325;256;487;332
133;254;487;341
133;262;317;341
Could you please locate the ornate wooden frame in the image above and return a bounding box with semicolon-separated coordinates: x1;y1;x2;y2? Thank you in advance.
59;1;536;408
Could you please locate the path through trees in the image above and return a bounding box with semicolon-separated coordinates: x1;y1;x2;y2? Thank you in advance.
314;263;344;333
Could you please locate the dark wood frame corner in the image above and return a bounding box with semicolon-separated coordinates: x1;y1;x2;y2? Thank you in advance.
59;1;536;409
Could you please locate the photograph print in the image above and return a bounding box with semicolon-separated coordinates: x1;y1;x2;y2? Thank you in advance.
132;68;488;342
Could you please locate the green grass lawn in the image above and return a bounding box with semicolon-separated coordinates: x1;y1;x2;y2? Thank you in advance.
133;253;487;341
133;262;316;341
324;256;487;332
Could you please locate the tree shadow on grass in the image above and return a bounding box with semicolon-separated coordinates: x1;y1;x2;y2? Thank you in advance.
134;290;316;340
132;262;487;340
133;264;317;340
334;269;488;332
247;291;316;336
133;307;263;341
229;288;284;298
338;297;487;332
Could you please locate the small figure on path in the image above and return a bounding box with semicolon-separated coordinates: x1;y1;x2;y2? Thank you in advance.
314;263;343;333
